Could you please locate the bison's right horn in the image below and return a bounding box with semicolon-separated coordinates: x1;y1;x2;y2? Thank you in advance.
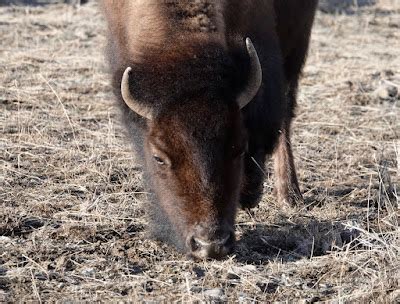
121;67;153;120
236;38;263;109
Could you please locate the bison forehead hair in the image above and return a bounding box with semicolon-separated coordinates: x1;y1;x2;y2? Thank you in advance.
153;98;243;145
149;96;246;167
123;43;247;114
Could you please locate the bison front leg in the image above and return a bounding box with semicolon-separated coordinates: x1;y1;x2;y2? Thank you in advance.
273;122;303;206
239;150;266;209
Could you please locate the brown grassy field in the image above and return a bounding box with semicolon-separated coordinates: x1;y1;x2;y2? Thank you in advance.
1;1;399;302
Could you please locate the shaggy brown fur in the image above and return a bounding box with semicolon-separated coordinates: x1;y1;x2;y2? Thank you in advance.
101;0;318;258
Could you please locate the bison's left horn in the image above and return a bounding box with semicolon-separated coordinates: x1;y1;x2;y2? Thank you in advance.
237;38;262;109
121;67;153;120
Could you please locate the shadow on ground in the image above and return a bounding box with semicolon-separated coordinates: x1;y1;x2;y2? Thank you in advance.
235;219;359;264
235;218;360;264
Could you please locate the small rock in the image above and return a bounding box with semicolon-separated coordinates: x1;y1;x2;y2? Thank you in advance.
227;271;240;280
167;277;178;284
0;236;11;243
374;82;398;100
193;266;205;278
57;283;65;289
204;288;224;299
190;286;203;293
81;268;95;277
242;265;257;272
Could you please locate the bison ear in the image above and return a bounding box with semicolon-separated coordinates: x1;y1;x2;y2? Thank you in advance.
236;38;262;109
121;67;153;120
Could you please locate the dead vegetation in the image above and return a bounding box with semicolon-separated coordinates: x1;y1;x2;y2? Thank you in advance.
1;1;399;302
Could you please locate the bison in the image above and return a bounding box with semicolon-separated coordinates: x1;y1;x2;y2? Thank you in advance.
101;0;318;259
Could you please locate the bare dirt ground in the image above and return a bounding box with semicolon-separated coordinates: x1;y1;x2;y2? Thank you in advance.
1;1;399;302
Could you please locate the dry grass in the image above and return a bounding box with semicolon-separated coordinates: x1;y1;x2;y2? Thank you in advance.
1;1;399;302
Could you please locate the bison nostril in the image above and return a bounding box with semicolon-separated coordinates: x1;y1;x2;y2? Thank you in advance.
188;236;200;252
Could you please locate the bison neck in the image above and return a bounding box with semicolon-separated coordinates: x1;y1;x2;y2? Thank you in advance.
164;1;226;35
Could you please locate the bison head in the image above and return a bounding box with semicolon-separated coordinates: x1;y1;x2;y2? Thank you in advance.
120;39;262;259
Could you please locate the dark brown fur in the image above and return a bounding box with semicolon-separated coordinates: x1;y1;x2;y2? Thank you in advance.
100;0;318;258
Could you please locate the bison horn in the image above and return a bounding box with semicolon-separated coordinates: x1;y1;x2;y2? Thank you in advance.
121;67;153;120
237;38;263;109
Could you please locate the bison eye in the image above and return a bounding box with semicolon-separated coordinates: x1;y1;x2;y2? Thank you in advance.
153;155;165;165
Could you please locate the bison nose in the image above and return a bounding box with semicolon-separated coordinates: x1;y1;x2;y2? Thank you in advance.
186;227;235;259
